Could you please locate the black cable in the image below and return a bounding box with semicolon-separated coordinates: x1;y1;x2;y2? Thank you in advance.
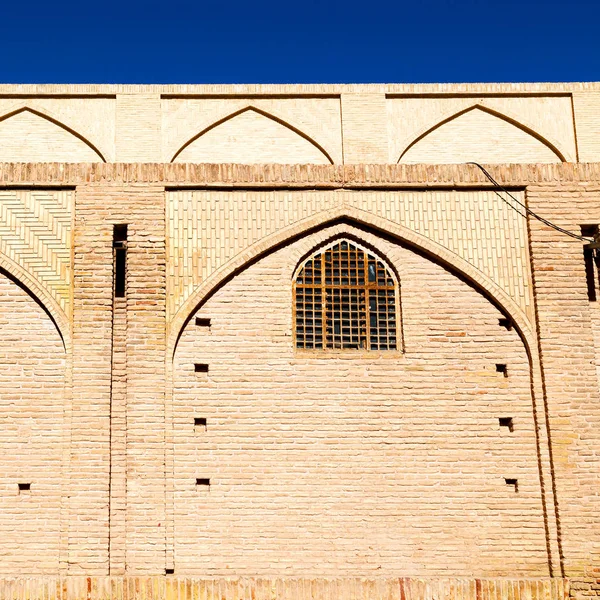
467;162;592;243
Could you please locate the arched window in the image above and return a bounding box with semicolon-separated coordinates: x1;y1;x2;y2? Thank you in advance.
294;239;399;350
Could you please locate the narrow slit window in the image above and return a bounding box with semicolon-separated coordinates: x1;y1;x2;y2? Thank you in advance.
294;239;399;350
581;225;599;302
113;224;128;298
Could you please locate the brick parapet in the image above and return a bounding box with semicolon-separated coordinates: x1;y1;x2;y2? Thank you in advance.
0;81;598;94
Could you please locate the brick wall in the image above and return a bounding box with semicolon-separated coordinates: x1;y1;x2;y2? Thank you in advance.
0;79;596;595
0;271;66;573
172;223;548;576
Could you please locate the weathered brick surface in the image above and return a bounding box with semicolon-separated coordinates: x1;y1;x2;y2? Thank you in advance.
0;84;597;596
0;272;66;573
526;187;600;577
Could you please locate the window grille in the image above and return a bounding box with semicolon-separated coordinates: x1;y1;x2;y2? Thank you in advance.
294;239;398;350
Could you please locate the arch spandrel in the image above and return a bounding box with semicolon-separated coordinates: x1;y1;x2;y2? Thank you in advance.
168;204;535;362
166;189;535;345
0;189;73;332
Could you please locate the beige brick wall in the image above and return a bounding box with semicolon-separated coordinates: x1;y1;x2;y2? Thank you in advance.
0;80;596;593
341;94;387;164
0;96;115;162
116;94;161;162
172;223;548;576
572;92;600;163
526;186;600;577
0;110;103;162
0;189;73;316
0;271;66;573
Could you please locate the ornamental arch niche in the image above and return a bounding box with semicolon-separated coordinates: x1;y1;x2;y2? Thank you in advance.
170;217;553;576
171;106;334;164
0;107;105;163
399;105;566;165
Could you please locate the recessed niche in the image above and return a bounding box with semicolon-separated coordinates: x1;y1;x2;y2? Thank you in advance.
505;478;518;492
498;318;512;330
18;483;31;494
194;417;207;429
195;317;211;328
495;363;508;377
165;568;174;575
194;363;209;373
499;417;514;432
196;478;210;487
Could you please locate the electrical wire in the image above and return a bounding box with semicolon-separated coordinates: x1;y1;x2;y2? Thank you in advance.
467;162;593;243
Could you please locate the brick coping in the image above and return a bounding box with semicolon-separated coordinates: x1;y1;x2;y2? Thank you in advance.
0;81;598;95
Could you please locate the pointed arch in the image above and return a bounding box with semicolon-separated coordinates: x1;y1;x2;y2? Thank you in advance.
0;106;106;162
398;104;567;164
0;251;70;353
293;236;401;351
170;106;334;164
167;205;535;360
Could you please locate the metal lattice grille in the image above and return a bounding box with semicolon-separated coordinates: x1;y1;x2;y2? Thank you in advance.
295;240;398;350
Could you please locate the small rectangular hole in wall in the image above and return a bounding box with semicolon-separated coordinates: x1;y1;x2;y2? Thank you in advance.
496;363;508;377
505;478;519;492
194;417;207;429
165;568;174;575
18;483;31;493
499;417;514;432
498;318;512;330
194;363;209;373
113;224;128;298
195;317;211;328
196;478;210;487
582;225;599;302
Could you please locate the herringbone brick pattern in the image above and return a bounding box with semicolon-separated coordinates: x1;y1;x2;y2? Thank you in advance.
0;190;72;315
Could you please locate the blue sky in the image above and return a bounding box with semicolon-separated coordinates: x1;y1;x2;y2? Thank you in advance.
1;0;598;84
